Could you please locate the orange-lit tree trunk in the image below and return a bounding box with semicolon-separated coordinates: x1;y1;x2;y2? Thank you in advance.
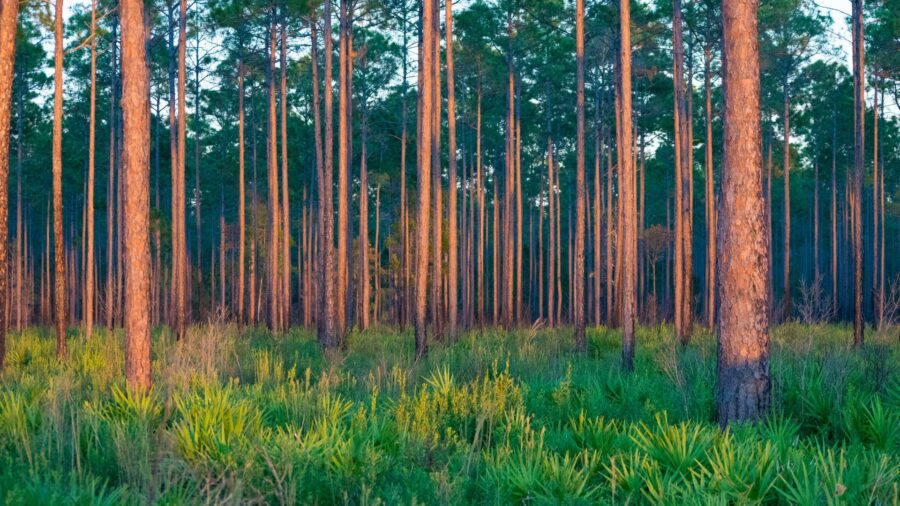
319;1;337;347
446;0;458;337
851;0;864;346
872;85;879;326
85;0;97;340
358;64;370;330
672;0;691;344
704;44;715;329
53;0;67;358
280;20;291;329
266;8;281;332
574;0;586;351
415;0;435;357
546;134;555;327
618;0;636;370
431;0;443;335
121;0;152;390
717;0;770;426
0;0;20;370
174;0;188;340
336;0;352;335
476;89;485;325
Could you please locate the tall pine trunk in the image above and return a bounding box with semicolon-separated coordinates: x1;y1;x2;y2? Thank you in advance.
618;0;636;370
574;0;586;351
0;0;20;370
415;0;435;358
717;0;770;426
704;45;716;329
851;0;864;346
85;0;97;340
446;0;458;337
121;0;152;390
280;20;291;328
53;0;67;358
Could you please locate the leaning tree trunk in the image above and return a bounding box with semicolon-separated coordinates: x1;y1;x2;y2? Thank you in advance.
717;0;770;426
121;0;152;391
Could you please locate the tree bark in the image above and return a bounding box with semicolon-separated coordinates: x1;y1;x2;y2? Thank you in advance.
782;76;791;317
84;0;97;340
851;0;864;346
431;0;443;335
266;9;281;332
0;0;20;370
53;0;67;358
717;0;770;426
704;45;716;330
574;0;587;351
280;20;291;329
672;0;691;344
416;0;435;357
336;0;351;335
174;0;188;340
618;0;636;370
121;0;152;390
446;0;458;337
237;50;246;325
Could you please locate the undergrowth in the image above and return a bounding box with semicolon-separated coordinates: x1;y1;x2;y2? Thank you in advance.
0;323;898;504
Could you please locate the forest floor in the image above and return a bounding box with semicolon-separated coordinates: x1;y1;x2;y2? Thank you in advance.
1;323;899;504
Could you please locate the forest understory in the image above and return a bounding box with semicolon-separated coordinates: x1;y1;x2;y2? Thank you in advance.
0;323;898;504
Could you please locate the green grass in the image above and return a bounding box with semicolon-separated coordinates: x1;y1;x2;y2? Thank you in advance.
1;323;899;504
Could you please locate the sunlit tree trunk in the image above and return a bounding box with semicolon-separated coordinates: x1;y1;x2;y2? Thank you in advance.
266;8;281;332
872;85;879;327
446;0;458;337
336;0;352;335
431;0;443;335
547;134;555;327
619;0;636;370
704;45;716;330
358;71;370;330
280;20;291;329
121;0;152;390
0;0;20;370
851;0;864;346
574;0;587;351
175;0;188;340
53;0;67;358
672;0;691;344
84;0;97;340
399;15;409;331
717;0;770;426
416;0;435;357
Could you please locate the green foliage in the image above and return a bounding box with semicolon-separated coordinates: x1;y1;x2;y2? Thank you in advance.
1;324;899;503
